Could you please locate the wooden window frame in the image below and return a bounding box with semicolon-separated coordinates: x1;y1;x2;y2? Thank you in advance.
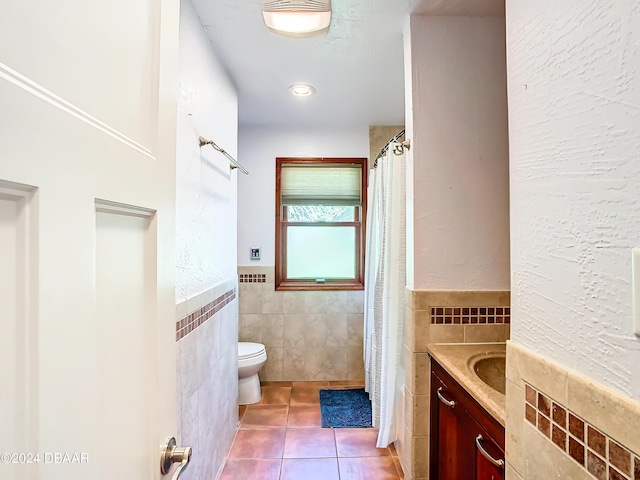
275;157;367;291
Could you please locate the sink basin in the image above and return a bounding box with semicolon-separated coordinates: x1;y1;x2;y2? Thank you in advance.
471;355;506;395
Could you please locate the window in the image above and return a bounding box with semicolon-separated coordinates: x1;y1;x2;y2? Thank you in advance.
275;157;367;290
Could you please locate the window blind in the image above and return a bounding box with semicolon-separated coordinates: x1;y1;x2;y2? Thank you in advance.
281;164;362;206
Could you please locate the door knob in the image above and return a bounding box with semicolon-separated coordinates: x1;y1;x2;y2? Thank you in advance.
160;436;192;479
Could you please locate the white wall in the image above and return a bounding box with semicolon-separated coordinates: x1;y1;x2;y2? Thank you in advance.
403;20;416;291
175;2;239;479
237;125;369;266
176;0;238;302
507;0;640;401
405;16;511;291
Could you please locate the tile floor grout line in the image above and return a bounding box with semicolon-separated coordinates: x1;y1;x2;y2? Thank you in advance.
221;381;399;479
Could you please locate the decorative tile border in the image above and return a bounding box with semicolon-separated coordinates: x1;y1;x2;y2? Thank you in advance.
525;383;640;480
176;288;236;341
239;273;266;283
430;306;510;324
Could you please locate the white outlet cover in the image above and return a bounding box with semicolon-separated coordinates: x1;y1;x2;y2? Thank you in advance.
633;249;640;336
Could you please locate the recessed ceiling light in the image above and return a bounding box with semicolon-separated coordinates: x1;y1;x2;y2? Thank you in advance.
261;0;331;35
290;84;316;97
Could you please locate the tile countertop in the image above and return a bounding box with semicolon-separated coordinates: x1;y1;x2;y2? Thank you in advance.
427;342;507;427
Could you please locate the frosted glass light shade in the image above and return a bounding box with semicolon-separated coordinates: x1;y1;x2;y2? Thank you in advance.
262;11;331;34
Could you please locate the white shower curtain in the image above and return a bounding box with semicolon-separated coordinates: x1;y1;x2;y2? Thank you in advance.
364;143;406;448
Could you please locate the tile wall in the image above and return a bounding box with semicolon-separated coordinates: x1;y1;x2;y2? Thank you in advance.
506;341;640;480
238;266;365;382
369;125;405;166
397;289;511;480
176;277;239;480
430;306;510;325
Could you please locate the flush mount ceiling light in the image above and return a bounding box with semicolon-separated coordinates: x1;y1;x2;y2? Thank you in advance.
261;0;331;36
290;84;316;97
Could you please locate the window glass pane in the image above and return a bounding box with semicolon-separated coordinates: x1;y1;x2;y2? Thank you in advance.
287;226;356;279
286;206;355;223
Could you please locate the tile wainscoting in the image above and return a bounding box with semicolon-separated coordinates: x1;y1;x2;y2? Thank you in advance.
176;288;236;341
396;289;511;480
506;341;640;480
430;306;510;325
523;382;639;480
239;273;266;283
237;266;365;382
175;277;239;480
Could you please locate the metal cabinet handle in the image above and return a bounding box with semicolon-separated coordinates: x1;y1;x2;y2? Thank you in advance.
475;434;505;468
161;437;192;480
437;387;456;408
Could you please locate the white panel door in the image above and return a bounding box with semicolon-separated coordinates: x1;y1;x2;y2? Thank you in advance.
0;0;180;479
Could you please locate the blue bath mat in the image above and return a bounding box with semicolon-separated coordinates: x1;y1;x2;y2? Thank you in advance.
319;388;373;428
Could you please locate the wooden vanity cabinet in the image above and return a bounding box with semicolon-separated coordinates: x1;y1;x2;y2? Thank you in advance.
430;360;505;480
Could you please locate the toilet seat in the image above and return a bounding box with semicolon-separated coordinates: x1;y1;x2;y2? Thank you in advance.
238;342;266;360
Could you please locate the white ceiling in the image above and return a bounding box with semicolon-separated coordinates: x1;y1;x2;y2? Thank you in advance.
190;0;505;128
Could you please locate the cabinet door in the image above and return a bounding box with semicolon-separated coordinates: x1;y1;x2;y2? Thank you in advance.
476;451;504;480
469;413;505;480
431;373;476;480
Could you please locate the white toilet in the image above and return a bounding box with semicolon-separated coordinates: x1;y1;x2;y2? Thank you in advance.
237;342;267;405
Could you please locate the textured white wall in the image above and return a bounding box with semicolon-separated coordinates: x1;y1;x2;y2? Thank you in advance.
175;0;238;302
403;18;416;291
175;3;239;479
405;16;511;290
237;125;369;266
507;0;640;401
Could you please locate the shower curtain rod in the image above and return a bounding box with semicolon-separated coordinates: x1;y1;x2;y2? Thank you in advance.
198;136;249;175
373;129;410;169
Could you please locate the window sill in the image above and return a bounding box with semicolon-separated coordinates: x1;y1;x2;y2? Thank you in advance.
275;281;364;291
